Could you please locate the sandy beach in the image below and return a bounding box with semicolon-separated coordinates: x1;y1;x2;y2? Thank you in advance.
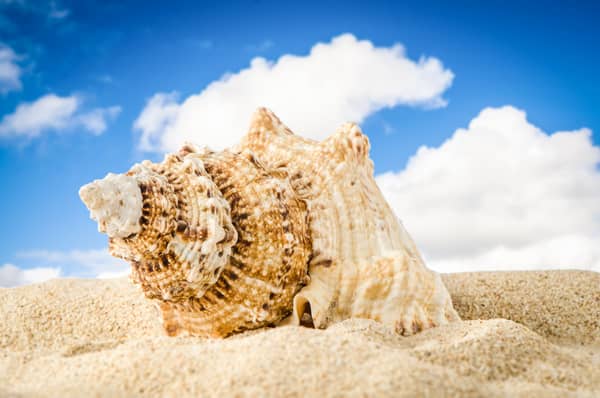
1;270;598;397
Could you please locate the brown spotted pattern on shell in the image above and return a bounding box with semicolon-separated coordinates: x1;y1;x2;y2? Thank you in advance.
80;108;459;338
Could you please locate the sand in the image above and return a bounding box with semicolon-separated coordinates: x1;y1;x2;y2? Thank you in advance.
1;270;598;397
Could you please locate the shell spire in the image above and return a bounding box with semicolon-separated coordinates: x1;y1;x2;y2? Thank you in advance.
81;153;239;304
80;108;459;338
79;173;143;238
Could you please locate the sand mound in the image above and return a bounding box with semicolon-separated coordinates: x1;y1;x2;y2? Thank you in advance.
443;270;600;345
0;278;161;352
1;271;599;397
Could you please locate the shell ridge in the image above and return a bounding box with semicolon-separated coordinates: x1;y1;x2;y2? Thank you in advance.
148;148;311;337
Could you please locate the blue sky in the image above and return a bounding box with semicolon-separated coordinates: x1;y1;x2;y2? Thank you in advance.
1;0;600;285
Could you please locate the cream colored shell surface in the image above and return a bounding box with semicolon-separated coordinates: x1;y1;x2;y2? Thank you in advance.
239;108;459;334
80;108;459;338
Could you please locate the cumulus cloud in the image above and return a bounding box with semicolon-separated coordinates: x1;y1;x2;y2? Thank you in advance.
0;263;60;288
0;43;22;94
134;33;453;152
135;92;181;150
0;94;121;138
376;106;600;273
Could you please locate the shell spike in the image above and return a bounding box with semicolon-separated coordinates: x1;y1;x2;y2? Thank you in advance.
248;107;294;137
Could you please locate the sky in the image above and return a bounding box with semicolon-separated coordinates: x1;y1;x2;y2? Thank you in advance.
1;0;599;286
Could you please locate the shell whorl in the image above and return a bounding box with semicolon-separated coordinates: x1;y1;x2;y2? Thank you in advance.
81;152;238;302
80;143;312;337
158;146;312;337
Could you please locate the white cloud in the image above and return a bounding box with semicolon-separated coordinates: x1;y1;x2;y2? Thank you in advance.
134;33;453;152
0;248;130;287
0;94;78;137
428;235;600;272
0;94;121;138
0;263;60;288
16;248;129;278
0;43;22;94
376;106;600;273
77;106;122;135
135;92;181;150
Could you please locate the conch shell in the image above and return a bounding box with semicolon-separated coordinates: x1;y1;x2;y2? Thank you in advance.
80;108;459;337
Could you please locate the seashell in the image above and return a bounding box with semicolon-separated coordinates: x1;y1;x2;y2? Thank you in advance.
79;108;459;337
